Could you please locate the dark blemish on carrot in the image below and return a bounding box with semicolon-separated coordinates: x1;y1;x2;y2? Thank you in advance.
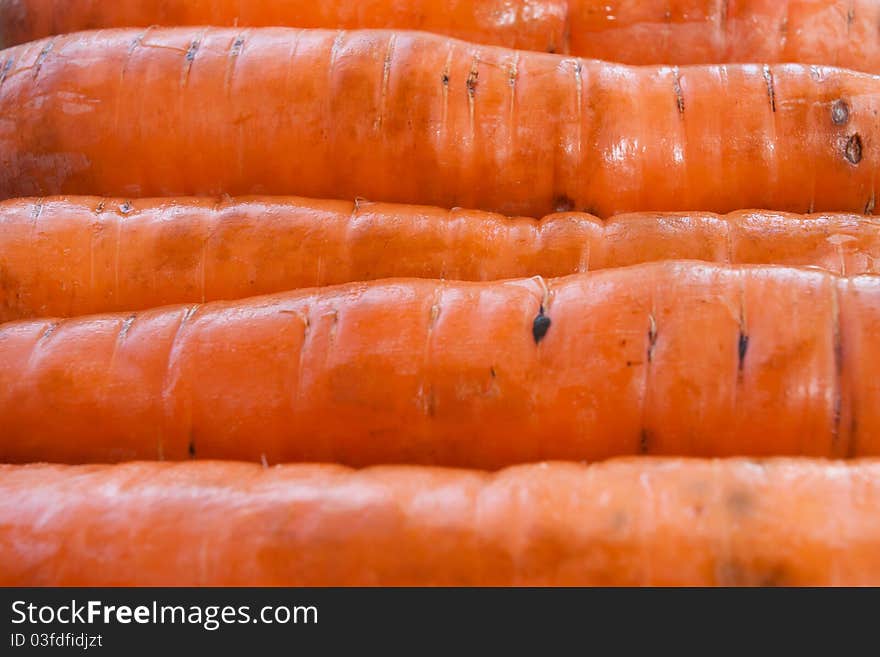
848;416;859;458
188;435;196;458
466;69;478;96
865;193;875;215
546;45;556;54
647;316;658;362
845;134;863;164
639;429;649;453
672;67;685;115
95;201;105;213
717;560;787;586
33;38;55;79
0;58;12;86
737;332;749;371
847;7;855;26
441;73;449;86
490;367;496;379
119;201;133;214
185;39;200;62
532;306;551;344
832;309;844;445
40;321;60;342
726;489;753;516
118;314;137;340
231;37;245;55
762;65;776;113
831;99;849;126
554;195;575;212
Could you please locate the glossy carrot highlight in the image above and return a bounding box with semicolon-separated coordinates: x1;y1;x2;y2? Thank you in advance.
3;196;880;322
1;28;877;216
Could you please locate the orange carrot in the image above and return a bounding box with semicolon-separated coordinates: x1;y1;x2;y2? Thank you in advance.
1;28;877;217
3;196;880;322
2;261;879;467
3;2;880;74
2;458;880;586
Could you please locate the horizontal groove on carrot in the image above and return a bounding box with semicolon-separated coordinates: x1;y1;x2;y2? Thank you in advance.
2;261;879;467
1;28;878;216
3;196;880;322
2;458;880;586
2;1;880;74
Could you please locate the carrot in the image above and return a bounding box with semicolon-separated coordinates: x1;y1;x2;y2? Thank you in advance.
3;458;879;586
3;1;880;74
4;195;880;323
1;28;877;217
3;261;879;467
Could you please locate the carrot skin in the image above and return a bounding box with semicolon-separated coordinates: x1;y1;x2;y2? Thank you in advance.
4;196;880;323
3;1;880;74
2;458;880;586
0;28;878;216
2;261;879;467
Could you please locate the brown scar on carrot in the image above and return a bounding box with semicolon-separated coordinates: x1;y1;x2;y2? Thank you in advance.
31;199;44;221
762;65;776;113
647;314;658;362
185;39;200;62
737;332;749;372
672;66;685;115
466;67;478;97
118;314;137;340
831;99;849;126
717;560;789;587
639;429;650;453
532;306;551;344
0;57;13;86
831;285;843;447
553;195;575;212
40;321;61;342
845;134;863;164
726;488;754;516
33;37;57;80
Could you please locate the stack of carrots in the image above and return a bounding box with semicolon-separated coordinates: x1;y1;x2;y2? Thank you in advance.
2;0;880;586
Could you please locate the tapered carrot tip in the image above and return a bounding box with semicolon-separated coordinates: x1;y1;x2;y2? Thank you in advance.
2;458;879;586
